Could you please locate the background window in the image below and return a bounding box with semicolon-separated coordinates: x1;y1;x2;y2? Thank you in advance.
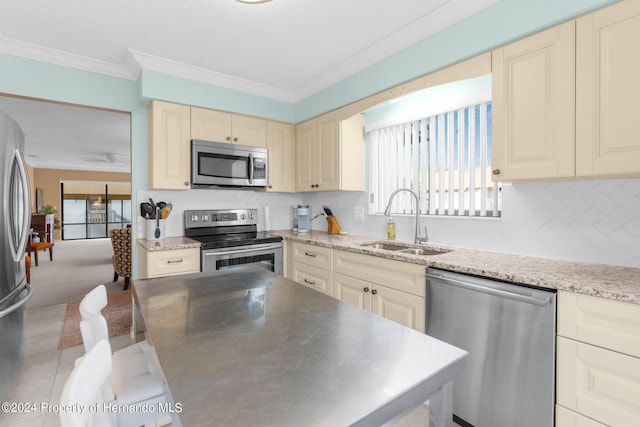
369;102;500;217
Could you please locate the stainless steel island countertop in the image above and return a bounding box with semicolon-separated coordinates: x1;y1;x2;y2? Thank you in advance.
132;268;468;427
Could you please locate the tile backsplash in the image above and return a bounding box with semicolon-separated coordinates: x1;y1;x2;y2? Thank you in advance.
139;178;640;268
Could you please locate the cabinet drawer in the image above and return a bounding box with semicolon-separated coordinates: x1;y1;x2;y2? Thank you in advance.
557;336;640;427
558;292;640;358
292;261;331;295
143;248;200;279
556;405;606;427
291;242;332;270
333;250;425;297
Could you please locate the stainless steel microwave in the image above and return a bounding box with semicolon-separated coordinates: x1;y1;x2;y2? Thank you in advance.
191;139;269;188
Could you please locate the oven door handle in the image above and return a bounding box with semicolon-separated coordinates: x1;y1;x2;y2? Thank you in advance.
204;244;282;257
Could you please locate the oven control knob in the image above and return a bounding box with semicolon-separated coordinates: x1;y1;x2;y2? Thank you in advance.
240;213;246;220
202;215;209;222
249;212;254;219
191;215;199;222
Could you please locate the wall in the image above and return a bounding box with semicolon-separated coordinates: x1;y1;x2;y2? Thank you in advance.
301;178;640;268
32;167;130;240
0;0;623;275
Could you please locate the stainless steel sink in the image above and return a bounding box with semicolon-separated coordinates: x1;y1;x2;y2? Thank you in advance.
397;248;446;256
359;242;407;251
358;241;450;256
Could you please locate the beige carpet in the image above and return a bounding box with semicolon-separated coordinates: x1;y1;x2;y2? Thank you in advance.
58;290;132;349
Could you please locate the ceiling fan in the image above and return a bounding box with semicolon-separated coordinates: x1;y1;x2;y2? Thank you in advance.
82;152;128;164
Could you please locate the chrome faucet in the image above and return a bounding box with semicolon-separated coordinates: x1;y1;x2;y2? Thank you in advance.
384;188;428;244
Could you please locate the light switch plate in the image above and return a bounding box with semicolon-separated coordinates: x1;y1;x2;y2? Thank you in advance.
354;207;365;221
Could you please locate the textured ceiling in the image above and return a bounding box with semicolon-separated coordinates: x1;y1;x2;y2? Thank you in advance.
0;0;497;173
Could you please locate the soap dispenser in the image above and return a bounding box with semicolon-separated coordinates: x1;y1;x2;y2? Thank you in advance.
387;217;396;240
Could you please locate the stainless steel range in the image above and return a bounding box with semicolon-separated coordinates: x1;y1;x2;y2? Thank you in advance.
185;209;283;275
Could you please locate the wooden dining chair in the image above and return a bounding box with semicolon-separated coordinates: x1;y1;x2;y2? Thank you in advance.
29;223;54;266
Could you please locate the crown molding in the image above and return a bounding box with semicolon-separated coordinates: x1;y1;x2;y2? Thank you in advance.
292;0;498;101
127;49;297;103
0;0;497;105
0;30;135;80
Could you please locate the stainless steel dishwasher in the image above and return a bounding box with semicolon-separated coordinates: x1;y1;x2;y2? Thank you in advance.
426;268;556;427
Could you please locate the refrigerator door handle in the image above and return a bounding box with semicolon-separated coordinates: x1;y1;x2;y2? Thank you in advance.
8;149;31;263
0;284;32;318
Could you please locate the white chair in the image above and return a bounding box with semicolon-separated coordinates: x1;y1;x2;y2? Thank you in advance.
60;339;114;427
79;285;168;426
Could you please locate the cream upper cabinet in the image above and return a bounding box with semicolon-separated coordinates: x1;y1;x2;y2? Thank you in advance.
576;0;640;177
492;21;576;181
295;118;316;190
295;110;365;192
265;121;295;192
148;100;191;190
191;107;267;147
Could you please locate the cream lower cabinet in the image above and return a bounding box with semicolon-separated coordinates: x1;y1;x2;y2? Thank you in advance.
332;250;425;333
333;272;425;333
290;242;332;295
576;0;640;177
556;291;640;427
138;247;200;279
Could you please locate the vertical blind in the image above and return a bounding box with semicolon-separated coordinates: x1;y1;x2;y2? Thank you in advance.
369;102;500;217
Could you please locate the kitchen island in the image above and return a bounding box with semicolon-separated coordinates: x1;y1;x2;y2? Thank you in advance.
133;267;468;427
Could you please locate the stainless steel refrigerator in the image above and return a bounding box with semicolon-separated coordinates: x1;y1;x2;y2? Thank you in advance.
0;110;33;402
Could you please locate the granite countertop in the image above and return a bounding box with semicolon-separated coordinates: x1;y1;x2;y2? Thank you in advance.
133;268;468;426
274;230;640;305
137;236;201;252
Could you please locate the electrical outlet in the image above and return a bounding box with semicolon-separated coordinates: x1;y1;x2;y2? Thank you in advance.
354;207;365;221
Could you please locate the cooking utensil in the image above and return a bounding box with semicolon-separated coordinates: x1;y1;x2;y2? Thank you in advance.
149;198;156;219
157;201;167;210
140;202;153;219
155;207;161;238
161;203;172;220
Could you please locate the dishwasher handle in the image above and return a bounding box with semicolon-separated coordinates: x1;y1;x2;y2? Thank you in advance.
426;273;553;306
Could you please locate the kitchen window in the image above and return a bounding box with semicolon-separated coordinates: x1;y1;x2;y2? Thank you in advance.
368;101;500;217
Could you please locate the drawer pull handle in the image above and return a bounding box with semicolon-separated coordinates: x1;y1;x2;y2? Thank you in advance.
304;279;316;285
304;252;317;258
167;259;184;264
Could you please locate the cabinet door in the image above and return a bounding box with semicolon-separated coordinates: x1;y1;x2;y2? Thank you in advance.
556;405;606;427
576;0;640;177
291;261;331;295
232;114;267;147
557;336;640;427
266;121;294;192
295;119;316;191
148;100;191;190
316;111;340;191
332;273;371;310
492;22;575;181
370;285;425;333
191;107;232;142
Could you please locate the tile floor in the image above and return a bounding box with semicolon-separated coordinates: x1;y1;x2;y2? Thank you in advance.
0;303;135;427
1;303;456;427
